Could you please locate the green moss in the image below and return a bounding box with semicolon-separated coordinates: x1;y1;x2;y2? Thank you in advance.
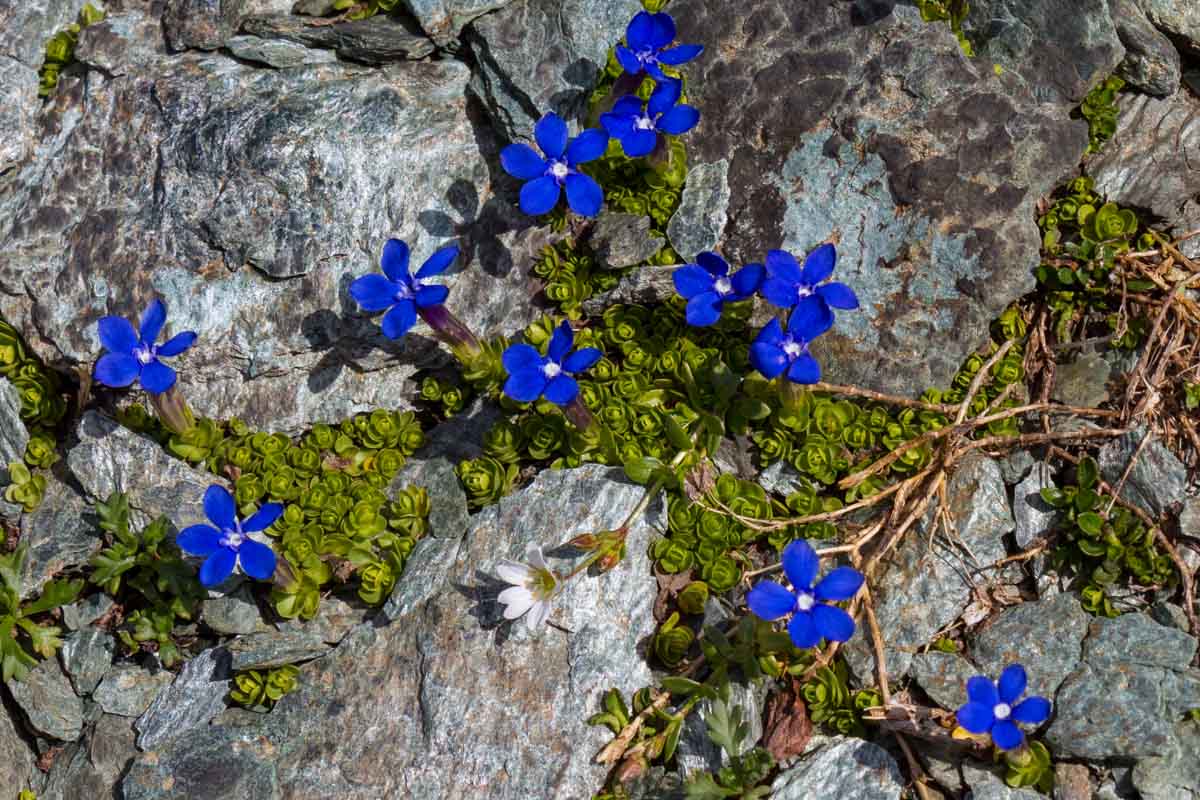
229;664;300;711
37;3;105;98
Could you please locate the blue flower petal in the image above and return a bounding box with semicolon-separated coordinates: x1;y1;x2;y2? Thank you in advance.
788;296;835;341
695;251;729;277
157;331;197;357
956;702;995;734
238;539;277;580
349;274;400;312
817;282;859;310
98;316;138;354
94;352;140;388
199;548;237;587
242;502;284;533
176;524;222;557
548;321;573;362
415;284;449;309
140;361;177;395
519;175;561;216
657;104;700;136
765;249;804;284
787;610;821;649
801;243;837;285
966;676;999;707
625;11;654;51
786;352;820;384
543;374;579;406
601;112;637;140
500;143;548;180
563;347;602;374
750;342;788;379
416;244;459;279
612;95;645;118
684;293;722;327
203;484;238;529
615;44;642;75
781;539;819;590
814;566;864;602
731;263;765;297
811;603;856;642
564;173;604;217
566;129;609;166
621;129;658;158
380;239;411;282
658;44;703;65
502;343;542;374
746;581;796;621
754;317;785;347
997;664;1027;704
991;720;1024;751
647;79;681;117
672;264;715;299
649;11;676;49
534;112;568;160
1011;696;1051;725
381;300;417;340
139;299;167;345
503;369;547;403
645;61;668;82
760;277;800;309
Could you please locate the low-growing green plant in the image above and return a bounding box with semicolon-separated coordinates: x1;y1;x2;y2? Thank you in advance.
0;545;82;682
685;687;775;799
37;3;106;97
802;660;879;736
1080;75;1124;154
1004;740;1054;792
915;0;973;57
3;463;46;513
229;664;300;710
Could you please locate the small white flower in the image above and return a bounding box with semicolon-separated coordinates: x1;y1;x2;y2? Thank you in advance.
496;544;558;630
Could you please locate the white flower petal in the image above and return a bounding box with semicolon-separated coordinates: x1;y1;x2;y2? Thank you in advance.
526;544;549;571
527;599;552;630
496;560;533;585
498;586;534;619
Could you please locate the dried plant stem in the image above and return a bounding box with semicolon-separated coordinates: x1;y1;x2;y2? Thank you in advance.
595;690;671;765
811;381;956;413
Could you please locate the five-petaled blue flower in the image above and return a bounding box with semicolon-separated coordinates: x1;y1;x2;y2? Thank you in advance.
349;239;457;340
956;664;1052;751
672;252;763;327
746;539;863;649
500;113;609;218
177;485;281;587
760;244;860;324
616;11;703;81
600;79;700;158
749;296;835;384
94;299;196;395
502;321;601;406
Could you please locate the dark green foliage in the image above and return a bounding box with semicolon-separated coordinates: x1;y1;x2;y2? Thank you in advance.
229;664;300;710
0;545;82;682
685;687;774;799
1080;75;1124;154
419;375;471;418
653;611;695;668
588;685;688;768
1042;456;1174;616
3;463;46;513
1005;740;1054;793
801;660;879;736
37;3;105;97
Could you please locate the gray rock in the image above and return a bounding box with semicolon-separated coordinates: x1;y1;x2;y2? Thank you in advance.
1132;719;1200;799
770;736;904;800
1089;91;1200;254
240;13;437;64
846;454;1015;678
201;584;265;636
59;628;115;695
75;9;170;76
62;593;114;631
226;630;330;670
676;681;766;776
1055;762;1098;800
0;691;37;796
465;0;642;138
965;0;1126;105
401;0;513;44
1052;351;1113;409
0;54;37;177
40;712;138;800
756;460;810;498
1111;0;1182;96
673;0;1087;398
0;365;26;477
1012;462;1056;577
8;657;84;741
0;0;91;67
1048;613;1200;760
579;264;677;315
390;456;469;540
1097;427;1189;517
971;592;1090;701
225;35;339;69
94;666;176;718
590;212;665;270
163;0;294;51
999;449;1035;484
964;763;1046;800
667;159;730;262
1138;0;1200;52
276;593;368;644
18;476;100;601
911;650;978;710
135;648;233;751
122;464;661;799
1150;601;1192;632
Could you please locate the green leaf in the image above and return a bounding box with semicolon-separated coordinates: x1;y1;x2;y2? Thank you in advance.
1076;511;1104;537
660;676;704;696
1077;457;1098;490
663;413;693;452
20;578;82;617
685;774;738;800
623;456;662;485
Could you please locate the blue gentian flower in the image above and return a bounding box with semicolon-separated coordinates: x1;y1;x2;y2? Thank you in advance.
600;80;700;158
502;321;601;406
672;252;764;327
746;539;863;649
500;113;609;218
94;299;196;395
177;485;281;587
749;297;835;384
615;11;703;81
956;664;1052;751
349;239;457;340
760;245;860;324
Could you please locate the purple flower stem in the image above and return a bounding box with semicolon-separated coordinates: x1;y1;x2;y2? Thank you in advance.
417;304;483;363
562;395;597;432
148;385;196;436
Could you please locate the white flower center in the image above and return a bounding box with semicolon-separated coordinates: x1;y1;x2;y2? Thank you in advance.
795;591;815;612
134;345;155;365
782;337;804;359
219;526;244;549
549;161;570;180
634;115;656;131
542;362;562;379
796;284;813;299
993;703;1012;720
636;48;655;65
713;277;733;296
